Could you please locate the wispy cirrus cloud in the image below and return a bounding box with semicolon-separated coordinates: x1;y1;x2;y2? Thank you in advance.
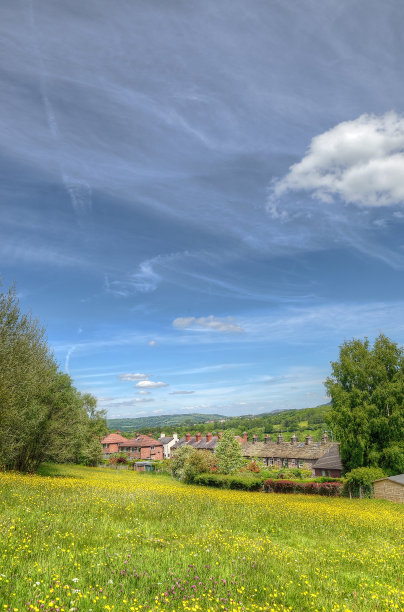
169;390;195;395
270;112;404;210
173;315;244;333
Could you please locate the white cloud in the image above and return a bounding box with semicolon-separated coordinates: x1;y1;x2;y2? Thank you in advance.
148;340;158;346
136;390;151;395
135;380;169;389
169;390;195;395
118;373;152;381
173;315;244;333
271;112;404;208
134;397;154;403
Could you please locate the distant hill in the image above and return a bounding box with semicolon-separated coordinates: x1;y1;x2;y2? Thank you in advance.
106;404;332;442
107;413;226;432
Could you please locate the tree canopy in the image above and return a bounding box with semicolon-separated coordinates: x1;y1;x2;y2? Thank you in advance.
325;334;404;474
0;283;107;472
214;431;244;474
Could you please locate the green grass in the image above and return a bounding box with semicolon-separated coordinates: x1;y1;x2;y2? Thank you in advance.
0;465;402;611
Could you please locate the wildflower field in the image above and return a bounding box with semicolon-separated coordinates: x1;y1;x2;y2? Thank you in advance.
0;466;402;612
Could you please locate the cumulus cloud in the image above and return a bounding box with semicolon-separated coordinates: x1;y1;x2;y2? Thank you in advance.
135;380;169;388
148;340;158;346
270;112;404;208
118;373;152;381
173;315;244;333
169;390;195;395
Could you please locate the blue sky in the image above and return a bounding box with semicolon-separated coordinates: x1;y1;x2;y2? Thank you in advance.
2;0;404;418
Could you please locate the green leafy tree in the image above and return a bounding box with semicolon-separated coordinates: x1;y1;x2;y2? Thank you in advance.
325;334;404;474
343;466;386;498
0;283;106;472
214;431;244;474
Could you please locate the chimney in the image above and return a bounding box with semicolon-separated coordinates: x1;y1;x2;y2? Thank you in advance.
196;432;201;443
206;432;212;442
305;435;313;445
277;434;284;444
160;432;165;438
290;433;297;445
321;432;329;445
242;431;248;442
136;432;140;438
264;435;271;444
173;432;178;441
252;434;258;444
185;432;191;443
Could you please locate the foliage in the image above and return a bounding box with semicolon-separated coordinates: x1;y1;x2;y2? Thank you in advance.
343;466;386;498
264;479;342;496
214;430;244;474
171;446;216;482
194;472;264;491
0;283;106;472
108;454;128;465
325;334;404;474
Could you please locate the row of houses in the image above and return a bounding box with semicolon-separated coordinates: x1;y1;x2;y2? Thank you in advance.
101;430;343;477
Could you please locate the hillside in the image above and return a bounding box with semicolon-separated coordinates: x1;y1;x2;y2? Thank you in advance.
107;404;332;441
107;412;226;432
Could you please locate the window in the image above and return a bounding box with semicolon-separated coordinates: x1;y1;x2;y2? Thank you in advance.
298;460;303;468
283;459;288;468
268;458;274;466
151;446;155;450
291;459;296;466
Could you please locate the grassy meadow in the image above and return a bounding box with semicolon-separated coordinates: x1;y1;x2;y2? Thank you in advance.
0;466;402;612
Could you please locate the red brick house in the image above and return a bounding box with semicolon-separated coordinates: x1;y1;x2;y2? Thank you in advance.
118;434;163;461
101;432;129;457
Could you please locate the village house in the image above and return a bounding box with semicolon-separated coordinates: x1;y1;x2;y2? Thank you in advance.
118;434;163;461
241;432;343;477
101;432;129;457
158;432;179;458
172;432;220;452
373;474;404;503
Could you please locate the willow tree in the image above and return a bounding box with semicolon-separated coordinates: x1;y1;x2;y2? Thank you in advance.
325;334;404;474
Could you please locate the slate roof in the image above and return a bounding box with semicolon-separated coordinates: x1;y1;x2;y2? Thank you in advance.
312;444;343;470
119;434;163;448
373;474;404;485
242;440;331;460
172;435;219;451
158;436;175;444
101;433;129;444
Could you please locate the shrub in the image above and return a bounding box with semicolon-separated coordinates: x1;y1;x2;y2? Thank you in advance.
171;447;216;482
194;473;264;491
264;479;342;496
343;466;386;498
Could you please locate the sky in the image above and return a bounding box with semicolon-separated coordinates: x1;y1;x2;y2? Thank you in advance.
2;0;404;418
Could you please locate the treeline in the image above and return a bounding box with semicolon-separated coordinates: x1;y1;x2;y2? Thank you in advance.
107;412;225;432
0;284;107;472
114;404;331;442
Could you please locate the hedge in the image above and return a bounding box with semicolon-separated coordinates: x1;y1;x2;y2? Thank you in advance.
264;479;342;496
194;473;264;491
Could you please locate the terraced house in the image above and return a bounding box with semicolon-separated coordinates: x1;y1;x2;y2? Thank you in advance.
242;433;343;477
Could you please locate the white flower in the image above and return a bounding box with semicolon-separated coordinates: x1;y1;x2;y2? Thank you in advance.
72;578;79;583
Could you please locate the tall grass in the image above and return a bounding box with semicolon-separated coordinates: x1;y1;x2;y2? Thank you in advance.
0;465;402;611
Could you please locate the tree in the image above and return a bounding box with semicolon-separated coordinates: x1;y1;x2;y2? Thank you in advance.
0;283;106;471
325;334;404;474
214;431;244;474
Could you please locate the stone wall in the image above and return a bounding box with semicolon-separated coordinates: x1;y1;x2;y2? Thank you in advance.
373;480;404;503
